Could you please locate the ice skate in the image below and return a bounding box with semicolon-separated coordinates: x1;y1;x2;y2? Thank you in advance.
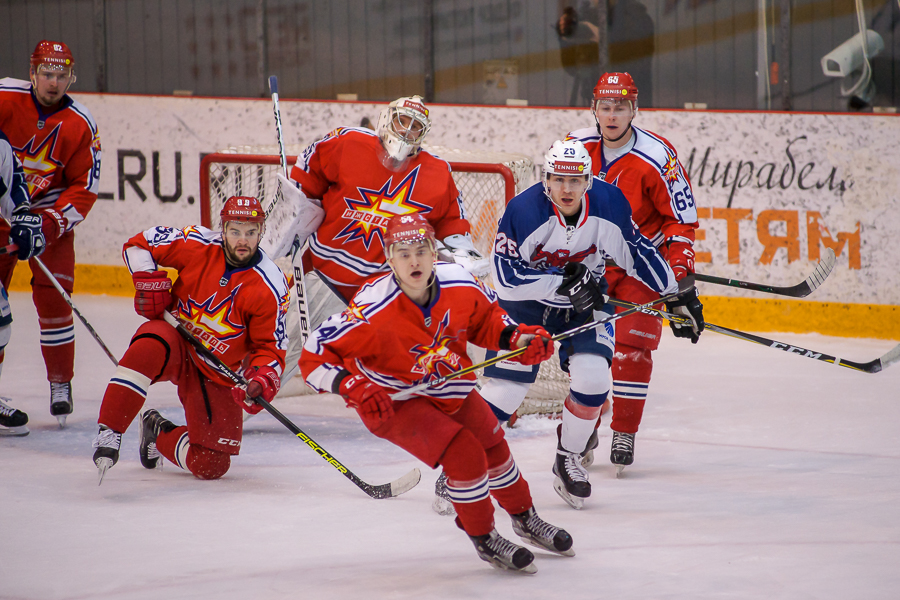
469;529;536;574
552;443;591;510
510;507;575;556
610;431;635;478
140;409;176;470
49;381;73;428
92;425;122;485
431;470;456;516
0;396;29;437
580;428;599;467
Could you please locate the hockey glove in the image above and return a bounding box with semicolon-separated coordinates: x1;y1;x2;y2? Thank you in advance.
9;209;45;260
232;366;280;414
441;234;491;278
39;208;68;245
132;271;174;319
557;262;608;313
507;325;554;365
665;240;696;282
339;374;395;425
665;276;705;344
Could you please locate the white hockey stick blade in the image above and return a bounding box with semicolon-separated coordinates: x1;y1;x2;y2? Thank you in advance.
877;343;900;372
390;467;422;497
804;247;836;293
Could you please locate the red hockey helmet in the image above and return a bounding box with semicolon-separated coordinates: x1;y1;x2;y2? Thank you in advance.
383;213;436;250
592;72;638;106
220;196;265;225
30;40;76;73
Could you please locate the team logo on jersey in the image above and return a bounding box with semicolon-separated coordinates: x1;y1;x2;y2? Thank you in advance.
530;243;598;269
176;288;246;354
336;166;431;250
14;123;64;197
341;300;372;324
410;311;462;380
662;154;680;185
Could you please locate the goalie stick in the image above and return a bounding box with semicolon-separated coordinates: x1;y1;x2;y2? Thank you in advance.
607;297;900;374
693;248;836;298
162;311;421;499
392;292;682;401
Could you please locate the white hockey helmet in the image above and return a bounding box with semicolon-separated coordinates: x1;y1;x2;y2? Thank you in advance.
542;139;593;195
376;96;432;164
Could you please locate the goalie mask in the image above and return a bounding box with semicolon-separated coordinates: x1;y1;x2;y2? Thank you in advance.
376;96;432;166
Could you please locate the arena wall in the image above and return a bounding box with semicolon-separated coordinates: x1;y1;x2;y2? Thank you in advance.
10;94;900;339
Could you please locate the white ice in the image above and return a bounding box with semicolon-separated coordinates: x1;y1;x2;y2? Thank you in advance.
2;291;899;599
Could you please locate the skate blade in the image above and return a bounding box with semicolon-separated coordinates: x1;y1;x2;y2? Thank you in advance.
431;496;456;517
96;457;113;485
485;557;537;575
56;415;68;429
552;477;585;510
581;449;594;468
517;534;576;557
0;425;30;437
615;465;626;478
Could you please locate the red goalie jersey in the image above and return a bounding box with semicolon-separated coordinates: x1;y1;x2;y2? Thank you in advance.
300;262;515;414
290;127;470;296
123;226;289;387
566;125;698;249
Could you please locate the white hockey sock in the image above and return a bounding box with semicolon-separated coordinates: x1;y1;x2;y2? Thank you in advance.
479;378;531;417
560;405;600;453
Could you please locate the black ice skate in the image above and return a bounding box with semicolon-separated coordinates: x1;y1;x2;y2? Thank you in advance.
431;470;456;517
0;396;29;437
552;443;591;510
92;425;122;485
469;529;536;574
580;428;599;467
610;431;635;478
140;409;176;470
49;381;73;428
510;507;575;557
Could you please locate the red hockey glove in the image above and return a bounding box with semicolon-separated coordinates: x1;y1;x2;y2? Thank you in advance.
232;366;280;414
339;374;394;425
508;325;554;365
39;208;69;245
132;271;173;319
665;241;695;282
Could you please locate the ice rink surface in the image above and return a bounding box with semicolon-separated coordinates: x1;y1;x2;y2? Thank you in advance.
2;291;899;600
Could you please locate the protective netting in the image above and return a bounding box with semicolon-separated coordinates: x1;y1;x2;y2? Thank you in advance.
201;146;568;415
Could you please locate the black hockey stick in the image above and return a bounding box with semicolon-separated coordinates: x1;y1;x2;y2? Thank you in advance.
607;298;900;374
693;248;836;298
0;243;16;255
161;312;421;498
392;291;681;400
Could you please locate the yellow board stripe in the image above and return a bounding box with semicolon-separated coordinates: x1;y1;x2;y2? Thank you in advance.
8;263;899;340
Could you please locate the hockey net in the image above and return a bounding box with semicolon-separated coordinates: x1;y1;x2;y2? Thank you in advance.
199;145;567;416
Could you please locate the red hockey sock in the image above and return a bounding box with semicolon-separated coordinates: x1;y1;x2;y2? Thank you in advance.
610;345;653;434
485;440;532;516
97;335;171;433
441;429;494;537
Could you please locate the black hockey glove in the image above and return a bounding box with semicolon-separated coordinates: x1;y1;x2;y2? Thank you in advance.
557;262;608;313
9;209;46;260
665;275;705;344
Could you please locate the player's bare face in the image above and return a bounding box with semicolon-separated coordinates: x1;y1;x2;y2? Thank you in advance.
32;67;74;107
388;241;435;305
593;99;634;148
223;221;262;267
547;175;590;217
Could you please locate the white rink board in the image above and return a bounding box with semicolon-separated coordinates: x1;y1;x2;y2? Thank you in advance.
73;93;900;304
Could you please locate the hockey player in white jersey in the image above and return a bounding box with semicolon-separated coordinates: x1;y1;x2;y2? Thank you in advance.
0;129;46;436
479;139;700;509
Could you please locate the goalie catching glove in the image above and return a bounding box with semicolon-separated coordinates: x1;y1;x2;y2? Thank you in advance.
502;324;555;365
556;262;608;313
665;275;705;344
231;366;280;414
338;373;394;425
132;271;174;319
438;234;490;278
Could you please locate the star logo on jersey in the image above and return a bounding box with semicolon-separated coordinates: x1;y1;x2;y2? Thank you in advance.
341;300;372;324
175;288;246;354
14;123;64;197
410;311;462;380
336;166;431;250
662;154;680;185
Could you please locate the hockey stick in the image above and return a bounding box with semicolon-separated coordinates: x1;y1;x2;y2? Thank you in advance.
0;244;16;255
693;248;836;298
3;241;119;366
161;311;421;498
391;292;682;401
607;298;900;374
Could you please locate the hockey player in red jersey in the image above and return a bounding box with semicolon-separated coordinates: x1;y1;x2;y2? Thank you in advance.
299;213;572;573
566;72;705;473
288;95;489;303
91;196;289;484
0;40;102;427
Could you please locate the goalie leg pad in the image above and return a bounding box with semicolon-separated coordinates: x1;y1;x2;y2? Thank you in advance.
610;345;653;434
